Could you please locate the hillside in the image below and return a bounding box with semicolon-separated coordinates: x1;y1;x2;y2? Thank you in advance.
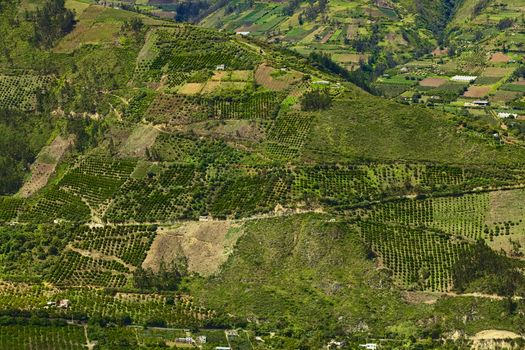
199;0;438;72
2;0;525;349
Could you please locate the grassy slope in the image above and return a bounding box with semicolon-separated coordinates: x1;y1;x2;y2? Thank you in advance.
302;89;525;166
189;214;525;344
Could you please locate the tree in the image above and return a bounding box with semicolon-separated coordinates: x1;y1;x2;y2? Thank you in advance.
301;90;331;111
32;0;75;48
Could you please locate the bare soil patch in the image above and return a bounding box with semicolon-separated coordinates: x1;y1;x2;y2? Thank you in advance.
142;221;243;276
472;330;521;340
401;291;438;304
490;52;511;63
119;124;159;158
255;63;302;91
419;77;447;88
432;47;449;56
319;31;333;44
463;85;491;98
470;330;522;350
19;134;75;198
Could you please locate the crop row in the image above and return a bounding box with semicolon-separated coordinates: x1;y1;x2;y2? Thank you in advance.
358;221;470;292
71;225;157;267
0;326;85;350
146;92;283;125
0;74;52;110
47;251;130;288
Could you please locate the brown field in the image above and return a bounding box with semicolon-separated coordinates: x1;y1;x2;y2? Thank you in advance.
211;71;228;81
432;47;449;56
201;81;248;94
463;85;491;98
19;134;75;198
419;77;447;87
142;221;243;276
255;63;302;91
320;31;333;44
489;52;511;63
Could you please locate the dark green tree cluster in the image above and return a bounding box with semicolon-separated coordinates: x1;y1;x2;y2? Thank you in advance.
453;240;525;298
31;0;75;48
134;258;188;291
300;89;331;111
0;110;55;194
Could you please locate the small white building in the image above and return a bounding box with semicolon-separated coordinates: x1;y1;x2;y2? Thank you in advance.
497;112;518;119
216;64;226;71
359;344;378;350
451;75;477;83
236;31;250;36
472;100;490;106
175;337;193;344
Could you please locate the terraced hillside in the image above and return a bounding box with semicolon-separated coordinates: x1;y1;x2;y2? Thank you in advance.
2;0;525;348
200;0;438;71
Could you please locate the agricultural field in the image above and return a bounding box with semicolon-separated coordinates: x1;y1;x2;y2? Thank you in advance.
4;0;525;348
199;0;437;71
0;73;53;110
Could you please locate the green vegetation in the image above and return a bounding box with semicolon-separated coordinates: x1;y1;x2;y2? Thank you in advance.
1;0;525;348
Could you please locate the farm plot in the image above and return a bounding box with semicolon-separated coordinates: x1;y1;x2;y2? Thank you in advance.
0;326;86;350
0;197;24;222
367;193;490;240
208;167;290;219
71;225;157;268
48;250;130;288
61;290;215;328
266;111;314;158
419;77;447;88
501;83;525;93
19;186;91;223
358;221;470;292
135;26;260;83
463;85;491;98
255;64;303;91
143;221;242;276
19;134;75;198
208;91;284;120
145;93;208;125
105;164;203;222
58;157;137;209
0;283;215;329
0;74;52;110
485;189;525;237
151;133;246;165
291;165;380;206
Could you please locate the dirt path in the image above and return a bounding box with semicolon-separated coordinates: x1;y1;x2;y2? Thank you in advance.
67;244;136;272
84;325;97;350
